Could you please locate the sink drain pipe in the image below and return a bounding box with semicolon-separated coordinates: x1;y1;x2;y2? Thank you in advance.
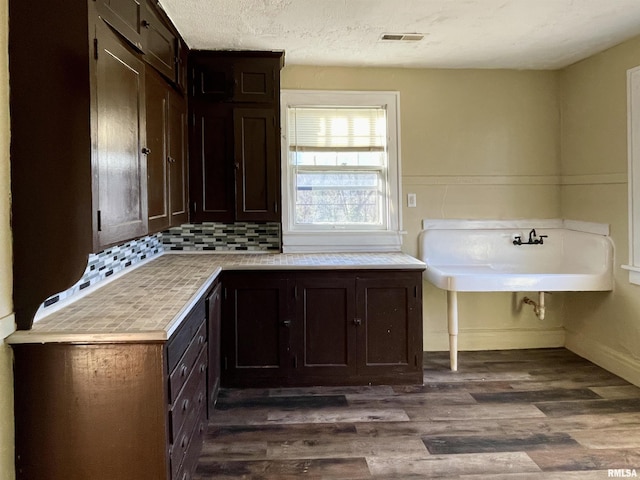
523;292;546;320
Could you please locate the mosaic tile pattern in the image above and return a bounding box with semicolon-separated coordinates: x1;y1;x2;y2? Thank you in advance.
21;255;221;341
15;252;425;343
39;233;164;313
162;222;281;252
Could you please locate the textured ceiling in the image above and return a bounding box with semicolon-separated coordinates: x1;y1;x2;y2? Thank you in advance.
160;0;640;70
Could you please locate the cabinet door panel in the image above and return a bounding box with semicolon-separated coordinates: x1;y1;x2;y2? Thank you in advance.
190;104;235;222
233;60;277;103
295;275;357;377
168;90;188;225
145;70;170;233
96;0;143;49
234;108;280;221
141;1;176;80
222;273;290;386
94;23;148;249
356;273;423;376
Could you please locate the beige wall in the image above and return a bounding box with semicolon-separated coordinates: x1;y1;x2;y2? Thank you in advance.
0;0;15;477
282;66;565;351
560;35;640;386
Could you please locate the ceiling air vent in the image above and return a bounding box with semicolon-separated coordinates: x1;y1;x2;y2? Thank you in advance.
379;33;425;42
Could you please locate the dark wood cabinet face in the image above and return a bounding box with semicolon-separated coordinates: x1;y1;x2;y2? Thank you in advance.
190;103;235;222
221;270;423;388
93;21;148;249
146;71;188;233
221;273;291;386
141;1;177;81
233;60;277;103
356;274;422;375
13;343;168;480
234;108;280;221
96;0;144;50
168;90;189;225
188;52;283;223
294;275;357;377
146;70;170;233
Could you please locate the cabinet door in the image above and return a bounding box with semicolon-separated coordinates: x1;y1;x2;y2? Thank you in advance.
232;59;278;103
234;108;280;221
167;89;189;226
355;272;423;381
206;282;222;416
145;69;170;233
96;0;144;50
141;0;177;81
221;272;291;387
293;273;358;379
93;22;148;249
189;103;235;222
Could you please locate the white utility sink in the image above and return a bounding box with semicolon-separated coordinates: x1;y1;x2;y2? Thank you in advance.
418;219;614;371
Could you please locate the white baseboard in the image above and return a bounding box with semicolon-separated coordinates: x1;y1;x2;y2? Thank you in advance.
424;327;566;351
566;331;640;387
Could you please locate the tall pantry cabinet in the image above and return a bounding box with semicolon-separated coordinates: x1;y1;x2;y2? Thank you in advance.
188;51;285;223
9;0;189;330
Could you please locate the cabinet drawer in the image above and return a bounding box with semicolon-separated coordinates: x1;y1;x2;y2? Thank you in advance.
169;321;206;403
170;347;208;443
173;405;207;480
167;300;206;372
171;376;207;478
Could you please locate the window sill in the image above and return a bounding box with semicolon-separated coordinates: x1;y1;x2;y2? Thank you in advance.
282;231;405;253
622;264;640;285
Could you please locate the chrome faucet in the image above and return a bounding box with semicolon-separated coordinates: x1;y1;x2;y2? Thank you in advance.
513;228;548;246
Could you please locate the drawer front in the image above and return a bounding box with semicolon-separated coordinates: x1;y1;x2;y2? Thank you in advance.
167;299;206;372
174;409;207;480
170;346;208;443
170;378;207;479
169;321;206;403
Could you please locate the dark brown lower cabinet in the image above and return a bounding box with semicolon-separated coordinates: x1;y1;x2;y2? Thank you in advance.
221;270;423;387
12;288;216;480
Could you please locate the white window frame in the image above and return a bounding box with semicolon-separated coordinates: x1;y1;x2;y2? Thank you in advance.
625;66;640;284
280;90;403;253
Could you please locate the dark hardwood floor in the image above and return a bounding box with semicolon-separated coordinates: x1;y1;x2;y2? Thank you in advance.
195;348;640;479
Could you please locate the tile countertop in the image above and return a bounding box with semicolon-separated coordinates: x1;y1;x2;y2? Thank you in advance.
8;252;425;344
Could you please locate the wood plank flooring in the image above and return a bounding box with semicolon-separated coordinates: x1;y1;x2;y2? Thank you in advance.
195;348;640;479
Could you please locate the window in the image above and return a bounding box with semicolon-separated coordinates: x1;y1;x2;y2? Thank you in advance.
281;90;402;252
625;66;640;284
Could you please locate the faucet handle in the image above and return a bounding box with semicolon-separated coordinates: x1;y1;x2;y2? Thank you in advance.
538;234;548;245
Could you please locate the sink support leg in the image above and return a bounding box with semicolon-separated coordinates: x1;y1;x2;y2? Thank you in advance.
447;290;458;372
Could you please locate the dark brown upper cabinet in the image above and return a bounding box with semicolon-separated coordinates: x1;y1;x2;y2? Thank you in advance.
92;19;148;249
95;0;145;50
193;56;279;103
141;0;177;82
96;0;184;89
189;51;284;223
8;0;189;330
146;69;188;234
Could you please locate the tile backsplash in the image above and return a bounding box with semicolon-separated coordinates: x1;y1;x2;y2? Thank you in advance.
162;222;281;251
37;222;282;319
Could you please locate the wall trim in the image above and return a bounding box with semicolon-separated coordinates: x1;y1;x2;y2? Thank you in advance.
560;173;627;185
403;175;560;186
402;173;626;187
566;331;640;387
424;327;566;352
